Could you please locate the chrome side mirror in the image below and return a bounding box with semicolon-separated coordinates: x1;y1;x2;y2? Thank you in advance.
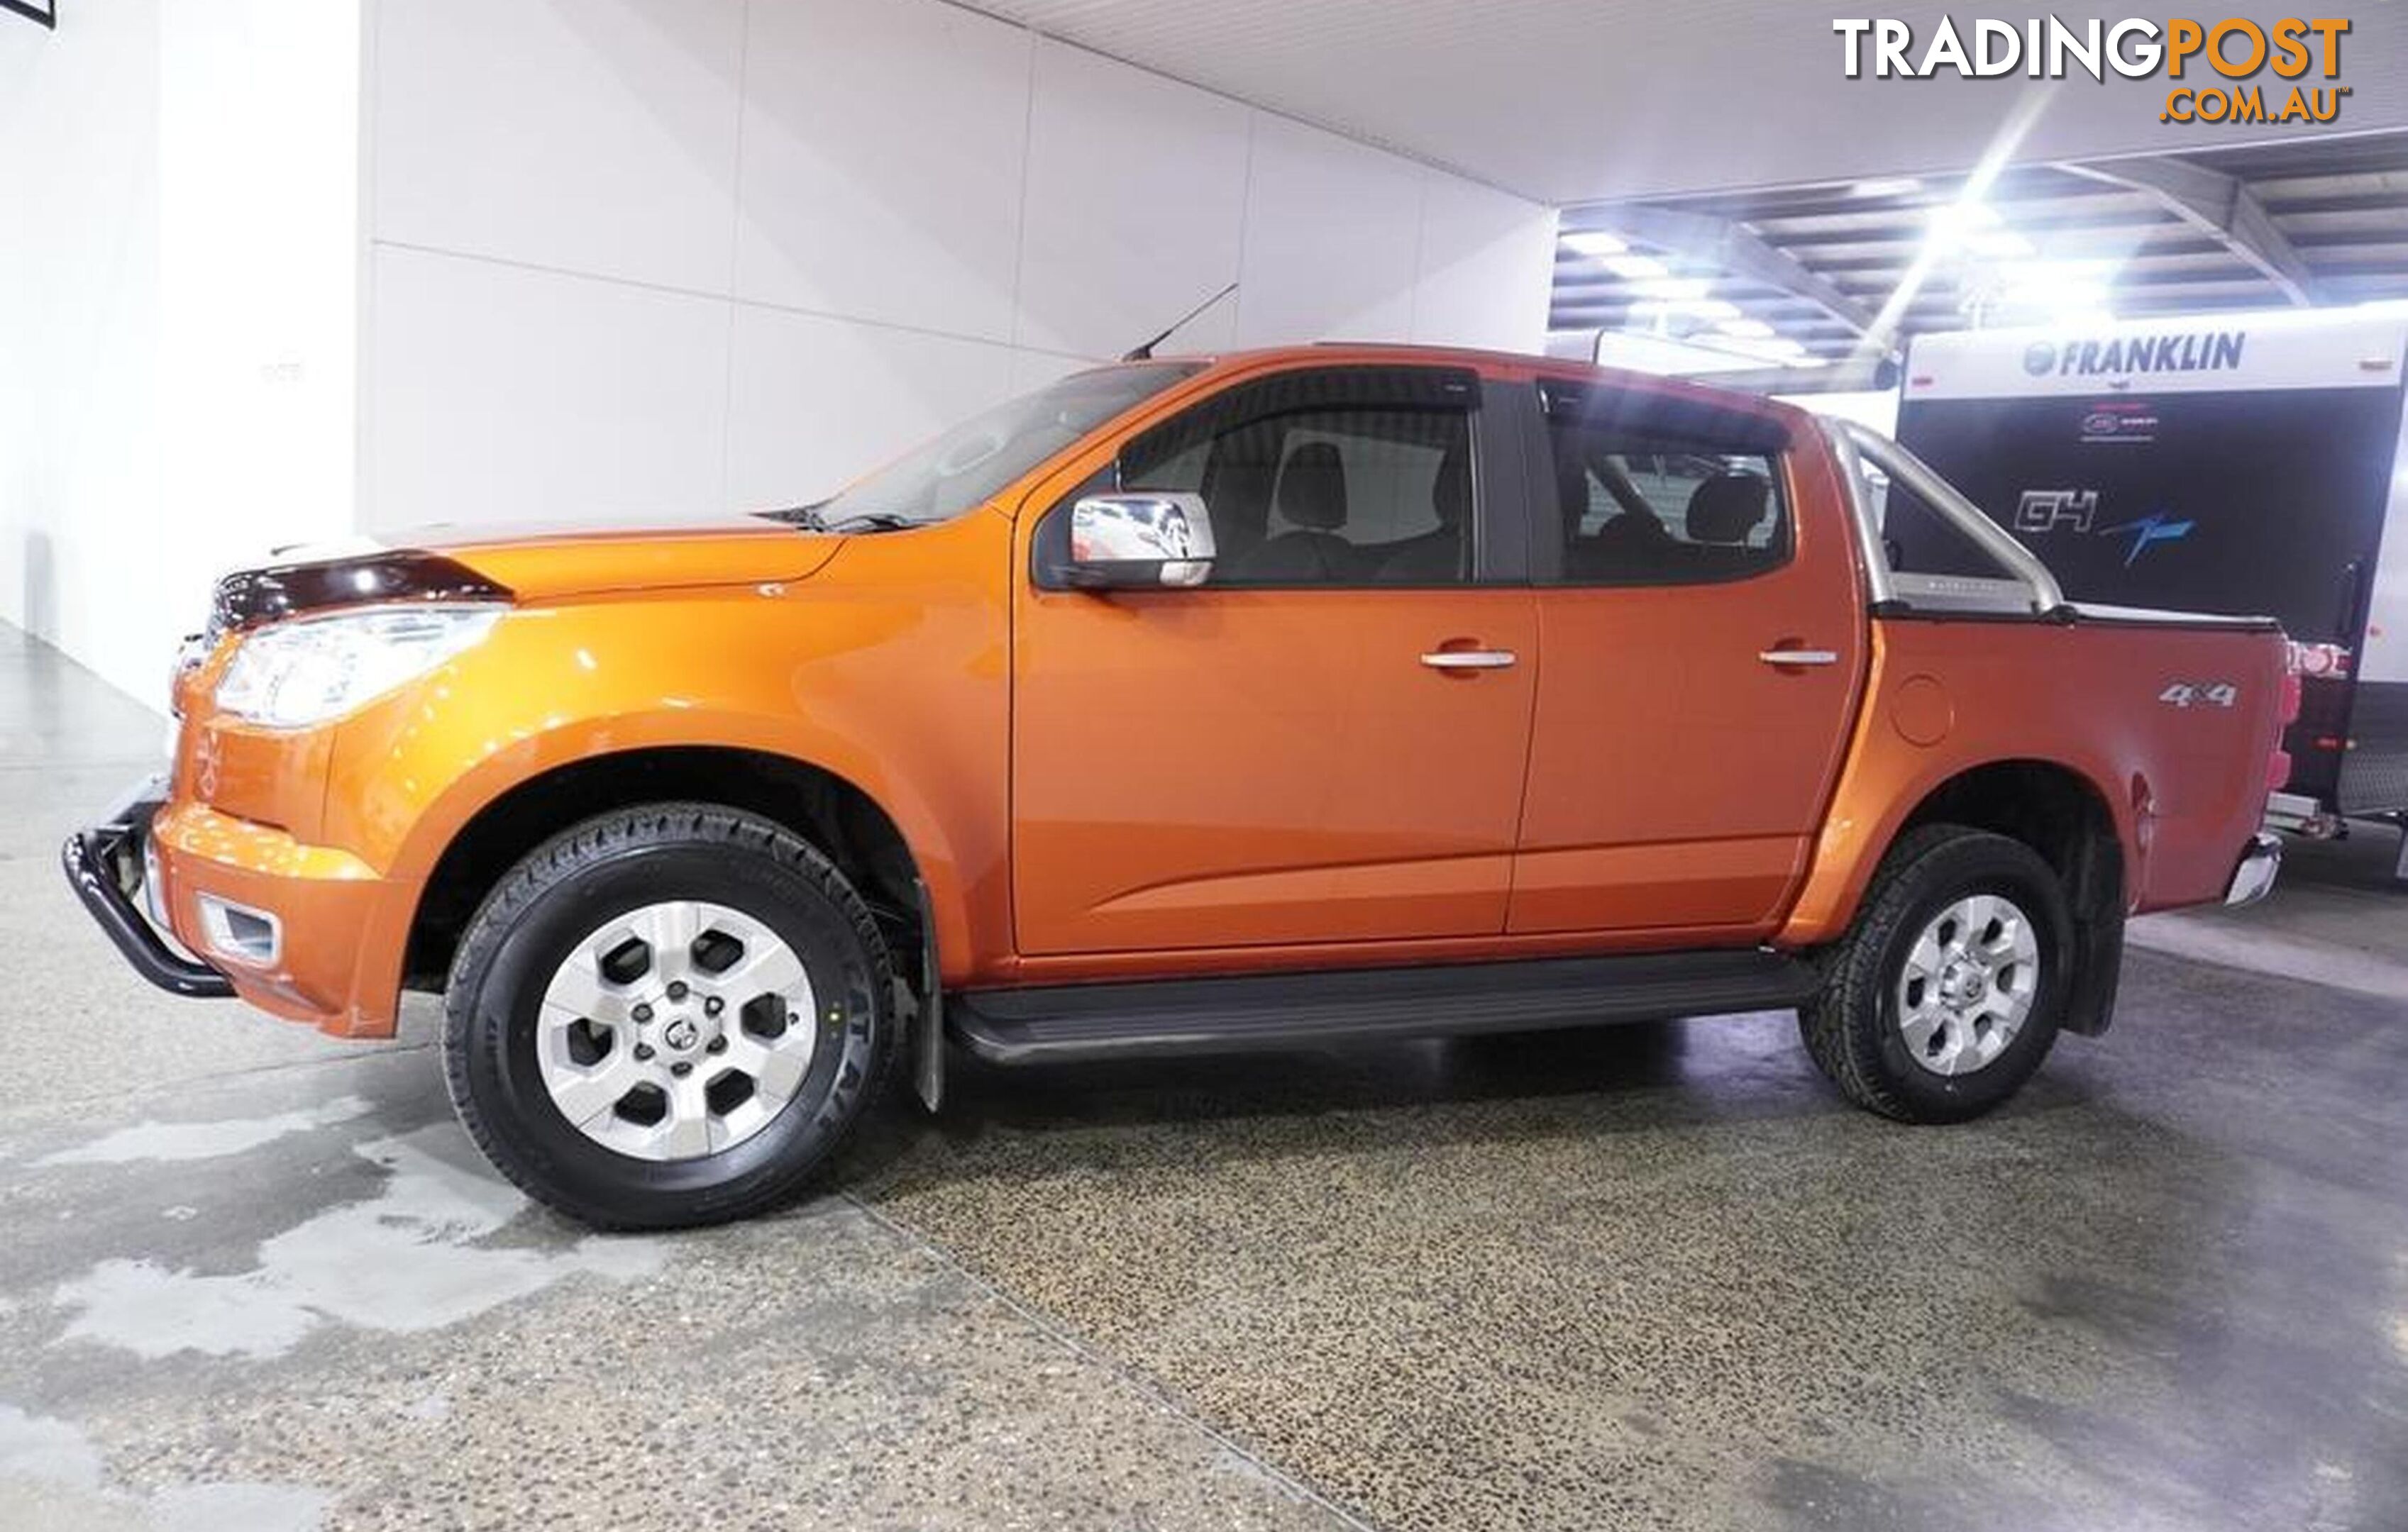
1066;492;1217;589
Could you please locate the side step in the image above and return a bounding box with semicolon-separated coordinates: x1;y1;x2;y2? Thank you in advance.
951;950;1819;1067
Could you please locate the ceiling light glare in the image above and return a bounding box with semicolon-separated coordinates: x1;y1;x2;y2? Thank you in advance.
1632;276;1713;303
1627;298;1741;326
1849;177;1926;199
1725;334;1809;362
1628;297;1743;326
1928;200;2002;251
1717;318;1777;339
1562;231;1628;257
1602;253;1669;282
1967;228;2037;260
1995;259;2116;321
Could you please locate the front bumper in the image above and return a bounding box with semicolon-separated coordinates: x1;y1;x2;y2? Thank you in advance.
2224;831;2283;907
60;775;236;999
65;772;413;1036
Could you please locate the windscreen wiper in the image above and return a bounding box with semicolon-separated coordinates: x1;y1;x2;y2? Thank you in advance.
761;503;920;533
760;499;832;528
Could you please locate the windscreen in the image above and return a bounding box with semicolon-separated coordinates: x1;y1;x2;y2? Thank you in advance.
810;362;1204;526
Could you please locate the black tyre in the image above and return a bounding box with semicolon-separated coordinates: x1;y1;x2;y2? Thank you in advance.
1799;824;2071;1124
443;804;894;1229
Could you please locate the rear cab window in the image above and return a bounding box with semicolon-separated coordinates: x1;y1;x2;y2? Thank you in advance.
1531;377;1794;586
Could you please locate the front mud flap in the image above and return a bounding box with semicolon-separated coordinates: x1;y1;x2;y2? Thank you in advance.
912;881;944;1113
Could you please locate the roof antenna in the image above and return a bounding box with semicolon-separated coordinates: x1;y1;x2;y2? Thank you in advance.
1122;282;1238;362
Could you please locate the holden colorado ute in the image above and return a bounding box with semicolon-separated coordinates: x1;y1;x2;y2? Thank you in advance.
66;347;2294;1228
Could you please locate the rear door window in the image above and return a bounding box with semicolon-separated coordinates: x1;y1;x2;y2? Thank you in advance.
1533;380;1793;586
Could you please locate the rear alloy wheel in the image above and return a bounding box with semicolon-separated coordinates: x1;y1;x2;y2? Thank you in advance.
1800;824;2071;1123
1891;892;2042;1078
445;804;894;1229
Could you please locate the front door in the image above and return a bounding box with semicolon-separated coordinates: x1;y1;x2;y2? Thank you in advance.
1012;365;1540;957
1508;377;1865;937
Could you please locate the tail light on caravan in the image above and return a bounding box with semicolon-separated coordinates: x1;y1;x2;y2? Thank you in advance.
2265;643;2330;794
2287;640;2351;680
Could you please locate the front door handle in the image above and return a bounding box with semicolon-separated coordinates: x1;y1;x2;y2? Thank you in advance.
1420;650;1517;671
1758;648;1839;667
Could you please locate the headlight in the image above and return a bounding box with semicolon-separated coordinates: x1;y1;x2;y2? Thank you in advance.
214;604;504;728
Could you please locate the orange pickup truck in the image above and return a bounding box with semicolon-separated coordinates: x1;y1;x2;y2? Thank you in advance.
67;345;2294;1228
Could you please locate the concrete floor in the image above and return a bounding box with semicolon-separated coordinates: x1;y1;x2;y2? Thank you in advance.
4;621;2406;1531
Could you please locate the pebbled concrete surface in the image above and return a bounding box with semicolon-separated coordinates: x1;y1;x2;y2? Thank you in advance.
853;943;2408;1532
6;621;2408;1531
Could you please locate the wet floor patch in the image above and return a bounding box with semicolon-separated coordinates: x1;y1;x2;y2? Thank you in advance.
0;1400;106;1487
35;1097;375;1167
0;1401;330;1531
49;1124;666;1360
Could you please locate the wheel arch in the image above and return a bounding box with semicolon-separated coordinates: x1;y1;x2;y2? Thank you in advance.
1897;757;2126;891
401;744;934;1002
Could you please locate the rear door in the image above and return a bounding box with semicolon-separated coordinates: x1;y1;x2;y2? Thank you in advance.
1507;377;1865;937
1012;364;1542;957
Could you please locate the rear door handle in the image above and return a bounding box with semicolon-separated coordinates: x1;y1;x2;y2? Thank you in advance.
1420;650;1517;671
1758;648;1839;667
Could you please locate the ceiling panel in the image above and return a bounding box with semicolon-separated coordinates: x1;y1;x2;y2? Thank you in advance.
959;0;2408;204
1547;131;2408;382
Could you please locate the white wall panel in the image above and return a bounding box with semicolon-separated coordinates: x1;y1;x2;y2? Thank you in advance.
373;0;744;294
722;305;1015;515
367;247;729;530
0;0;166;703
1231;113;1423;348
1007;348;1105;396
1015;40;1248;360
1410;172;1554;354
356;0;1554;540
159;0;363;587
2;0;362;706
734;0;1031;343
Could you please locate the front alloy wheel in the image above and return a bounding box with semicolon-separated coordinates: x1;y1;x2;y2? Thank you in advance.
537;901;822;1162
445;804;894;1229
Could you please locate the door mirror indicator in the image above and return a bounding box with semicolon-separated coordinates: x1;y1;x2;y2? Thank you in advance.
1065;493;1217;589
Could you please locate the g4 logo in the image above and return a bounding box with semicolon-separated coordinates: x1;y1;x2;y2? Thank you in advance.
2014;489;2099;533
2159;681;2238;709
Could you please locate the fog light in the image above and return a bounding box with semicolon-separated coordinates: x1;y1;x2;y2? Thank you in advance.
197;894;281;967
